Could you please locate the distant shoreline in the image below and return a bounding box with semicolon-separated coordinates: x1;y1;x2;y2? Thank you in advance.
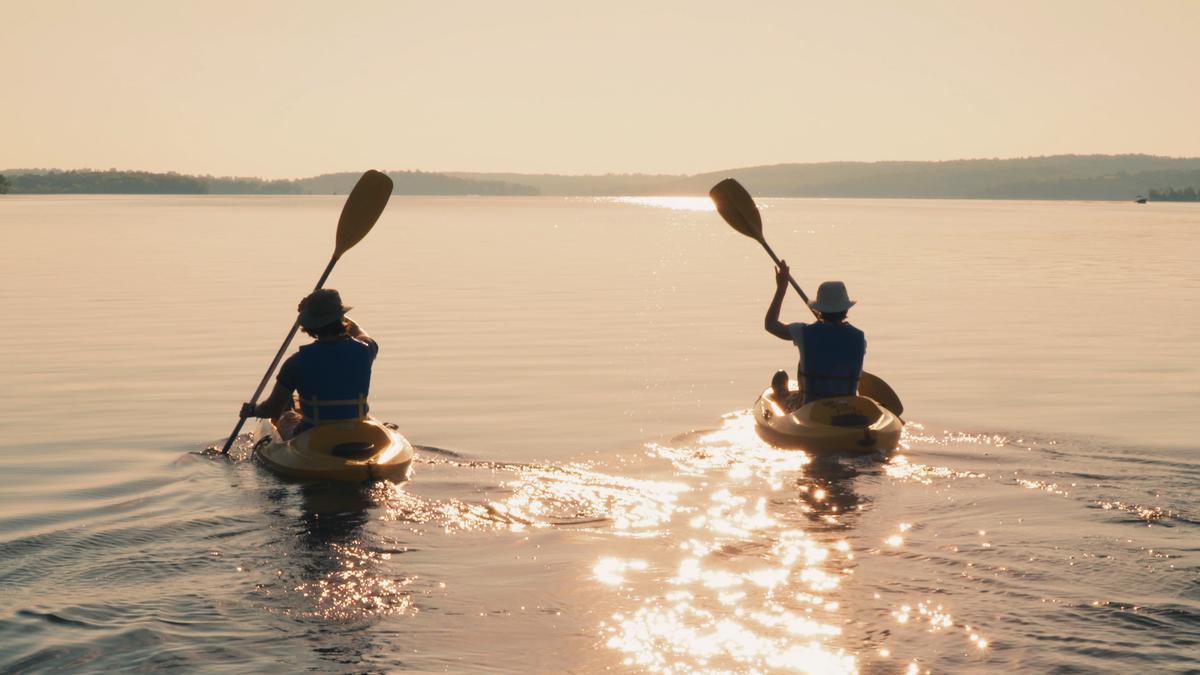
3;154;1200;201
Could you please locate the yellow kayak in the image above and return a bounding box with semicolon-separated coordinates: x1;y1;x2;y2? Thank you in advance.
254;417;415;483
752;385;902;454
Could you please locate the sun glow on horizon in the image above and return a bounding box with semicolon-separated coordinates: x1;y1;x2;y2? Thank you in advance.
610;196;717;212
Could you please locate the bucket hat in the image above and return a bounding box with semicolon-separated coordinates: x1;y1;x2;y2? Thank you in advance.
808;281;856;314
299;289;352;330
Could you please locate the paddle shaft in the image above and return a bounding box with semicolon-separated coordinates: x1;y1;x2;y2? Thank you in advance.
219;254;339;455
758;239;819;320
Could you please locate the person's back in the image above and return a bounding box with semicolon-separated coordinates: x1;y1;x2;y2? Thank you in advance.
285;335;375;423
763;262;866;406
789;320;865;403
240;288;378;438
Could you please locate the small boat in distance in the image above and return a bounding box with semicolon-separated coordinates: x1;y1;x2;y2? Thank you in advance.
1135;195;1148;204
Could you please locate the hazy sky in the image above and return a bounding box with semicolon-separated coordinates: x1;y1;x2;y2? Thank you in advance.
4;0;1198;178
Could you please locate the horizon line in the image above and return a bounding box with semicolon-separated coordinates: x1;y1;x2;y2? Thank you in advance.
5;152;1200;182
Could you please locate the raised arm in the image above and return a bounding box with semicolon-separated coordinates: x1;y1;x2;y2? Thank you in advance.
764;260;793;341
345;316;370;342
345;316;379;358
241;380;295;420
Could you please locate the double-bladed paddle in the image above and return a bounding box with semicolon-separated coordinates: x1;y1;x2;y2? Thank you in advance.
220;169;394;455
709;178;904;417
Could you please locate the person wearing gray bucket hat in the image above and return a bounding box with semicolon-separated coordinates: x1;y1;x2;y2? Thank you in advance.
764;261;866;407
240;289;378;439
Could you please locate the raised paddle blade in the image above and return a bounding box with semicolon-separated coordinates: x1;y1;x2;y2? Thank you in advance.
709;178;763;241
334;170;394;258
859;371;904;417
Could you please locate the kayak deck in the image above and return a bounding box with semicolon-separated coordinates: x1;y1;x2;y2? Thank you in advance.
254;417;414;483
753;385;902;454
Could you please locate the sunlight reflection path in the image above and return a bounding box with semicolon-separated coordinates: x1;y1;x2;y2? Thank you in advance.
609;196;717;212
362;412;999;670
596;414;857;673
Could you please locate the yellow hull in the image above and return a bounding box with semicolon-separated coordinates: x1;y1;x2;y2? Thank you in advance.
752;387;902;455
254;417;414;483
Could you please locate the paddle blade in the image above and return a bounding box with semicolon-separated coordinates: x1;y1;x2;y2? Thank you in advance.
859;371;904;417
709;178;763;241
334;170;394;258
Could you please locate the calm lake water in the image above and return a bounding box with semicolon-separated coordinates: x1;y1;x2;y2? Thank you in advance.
0;195;1197;673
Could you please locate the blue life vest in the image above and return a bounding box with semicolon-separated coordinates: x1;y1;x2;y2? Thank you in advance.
281;337;375;423
791;322;866;404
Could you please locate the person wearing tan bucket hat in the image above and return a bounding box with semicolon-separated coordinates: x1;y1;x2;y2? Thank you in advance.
764;261;866;407
240;289;378;439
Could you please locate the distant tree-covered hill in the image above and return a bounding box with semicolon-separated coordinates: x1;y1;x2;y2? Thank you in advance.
6;169;210;194
4;156;1199;200
446;172;682;196
1148;186;1200;201
296;170;538;195
202;176;305;194
0;168;539;196
455;155;1200;200
678;155;1200;200
0;169;305;194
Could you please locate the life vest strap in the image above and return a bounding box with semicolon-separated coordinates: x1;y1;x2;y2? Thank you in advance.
799;371;861;404
299;394;368;423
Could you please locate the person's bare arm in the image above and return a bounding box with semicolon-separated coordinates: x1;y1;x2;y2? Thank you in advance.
241;381;293;419
344;316;379;357
345;316;369;341
765;261;793;341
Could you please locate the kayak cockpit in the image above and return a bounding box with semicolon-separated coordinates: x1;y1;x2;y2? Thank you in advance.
254;417;414;483
753;385;902;454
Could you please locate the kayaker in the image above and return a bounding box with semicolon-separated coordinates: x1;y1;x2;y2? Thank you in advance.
239;289;377;439
764;261;866;406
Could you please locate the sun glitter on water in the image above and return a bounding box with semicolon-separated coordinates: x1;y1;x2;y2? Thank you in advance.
610;196;717;212
593;413;858;673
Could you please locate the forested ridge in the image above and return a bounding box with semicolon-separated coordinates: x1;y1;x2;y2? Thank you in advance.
454;155;1200;199
1148;187;1200;201
4;156;1199;200
0;169;536;196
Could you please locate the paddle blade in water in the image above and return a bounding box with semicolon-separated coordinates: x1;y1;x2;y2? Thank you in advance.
709;178;763;241
334;170;394;258
859;371;904;417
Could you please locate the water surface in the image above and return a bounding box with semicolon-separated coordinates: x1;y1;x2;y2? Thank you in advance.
1;195;1197;672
